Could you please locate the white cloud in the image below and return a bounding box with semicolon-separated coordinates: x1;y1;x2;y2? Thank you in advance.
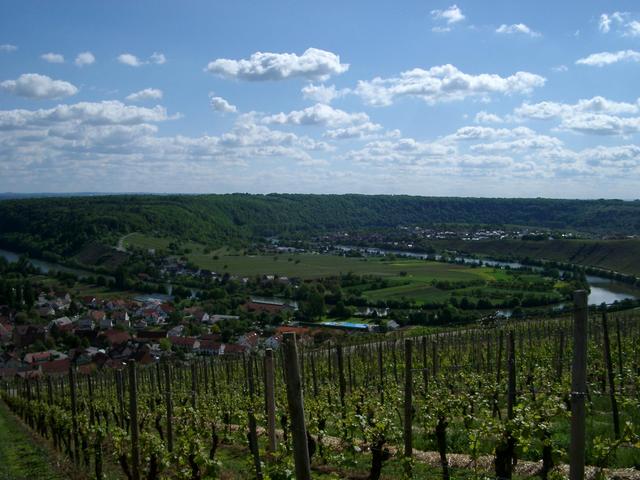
118;52;166;67
514;96;640;136
0;44;17;52
576;49;640;67
474;111;504;124
355;64;545;106
552;65;568;73
41;53;65;64
1;73;78;99
262;103;370;128
627;20;640;37
443;125;538;142
205;48;349;81
0;101;172;130
560;113;640;136
324;122;384;140
75;51;95;67
118;53;143;67
496;24;541;37
150;52;166;65
301;84;349;104
431;5;465;25
0;102;331;191
599;13;613;33
209;95;237;113
516;97;640;119
126;88;164;102
598;11;640;37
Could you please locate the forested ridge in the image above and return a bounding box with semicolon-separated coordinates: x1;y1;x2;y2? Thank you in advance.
1;194;640;258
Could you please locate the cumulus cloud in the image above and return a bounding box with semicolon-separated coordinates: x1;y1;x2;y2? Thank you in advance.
576;49;640;67
431;5;465;26
474;111;504;124
126;88;163;102
75;51;95;67
209;95;237;113
301;84;349;104
205;48;349;81
354;64;545;106
598;11;639;37
514;96;640;136
0;102;330;192
0;44;17;52
0;101;172;130
496;23;541;37
150;52;166;65
1;73;78;99
118;52;167;67
41;53;65;64
516;96;640;119
118;53;143;67
443;125;538;142
324;122;385;140
262;103;370;128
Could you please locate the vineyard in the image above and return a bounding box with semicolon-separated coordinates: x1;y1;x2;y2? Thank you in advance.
2;294;640;480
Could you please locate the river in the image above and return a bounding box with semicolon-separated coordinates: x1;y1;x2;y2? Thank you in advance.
335;245;640;306
0;248;99;279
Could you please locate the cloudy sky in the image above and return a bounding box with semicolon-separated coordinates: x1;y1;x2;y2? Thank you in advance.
1;1;640;198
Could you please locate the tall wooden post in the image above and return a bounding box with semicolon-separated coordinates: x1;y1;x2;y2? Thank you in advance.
68;365;79;465
247;355;263;479
264;349;277;458
403;338;413;478
283;333;312;480
336;344;346;418
164;361;174;453
570;291;588;480
129;361;140;480
602;312;621;439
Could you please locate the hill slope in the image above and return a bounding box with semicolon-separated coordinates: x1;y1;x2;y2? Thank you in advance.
1;194;640;260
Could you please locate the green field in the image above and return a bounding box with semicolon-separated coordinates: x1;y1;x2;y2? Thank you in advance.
189;249;497;281
122;232;174;251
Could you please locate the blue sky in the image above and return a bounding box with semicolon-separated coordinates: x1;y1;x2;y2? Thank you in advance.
1;1;640;198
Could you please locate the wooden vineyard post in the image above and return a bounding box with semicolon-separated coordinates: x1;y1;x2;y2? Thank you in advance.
116;369;126;429
310;351;319;398
247;354;263;479
421;336;428;394
68;365;79;465
602;312;621;439
190;362;197;409
403;338;413;478
570;290;588;480
264;348;277;460
129;361;140;480
283;333;312;480
507;331;516;421
163;361;174;453
377;341;384;404
557;330;565;379
615;316;624;394
336;344;347;418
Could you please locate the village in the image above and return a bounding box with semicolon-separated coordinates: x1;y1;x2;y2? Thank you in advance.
0;284;395;381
